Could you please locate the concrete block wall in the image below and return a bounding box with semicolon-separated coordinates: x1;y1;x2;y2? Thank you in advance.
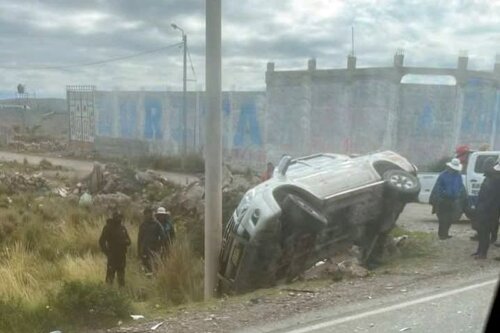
93;90;267;168
265;55;500;167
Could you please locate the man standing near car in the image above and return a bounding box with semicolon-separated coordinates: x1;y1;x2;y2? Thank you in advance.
430;158;466;240
472;157;500;259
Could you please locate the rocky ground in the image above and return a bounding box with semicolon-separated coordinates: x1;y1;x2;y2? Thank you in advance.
97;203;500;333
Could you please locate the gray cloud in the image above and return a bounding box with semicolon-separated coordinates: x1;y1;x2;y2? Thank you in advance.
0;0;498;97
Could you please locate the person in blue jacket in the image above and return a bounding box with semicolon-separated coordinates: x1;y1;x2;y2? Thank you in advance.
430;158;466;240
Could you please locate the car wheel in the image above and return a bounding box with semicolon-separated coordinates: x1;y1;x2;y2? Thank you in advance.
383;169;420;201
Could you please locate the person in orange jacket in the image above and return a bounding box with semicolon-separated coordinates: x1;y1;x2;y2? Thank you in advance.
261;162;275;182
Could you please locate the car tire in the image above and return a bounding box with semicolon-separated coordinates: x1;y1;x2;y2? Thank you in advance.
383;169;420;201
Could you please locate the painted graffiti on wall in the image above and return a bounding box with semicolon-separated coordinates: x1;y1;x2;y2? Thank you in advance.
96;94;114;136
233;101;262;147
221;93;266;167
144;96;163;140
119;97;138;139
460;78;497;146
398;84;456;165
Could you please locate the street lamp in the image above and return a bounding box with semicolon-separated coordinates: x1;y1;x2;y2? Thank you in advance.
172;23;188;160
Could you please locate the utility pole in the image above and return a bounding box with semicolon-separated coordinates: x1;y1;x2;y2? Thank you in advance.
183;32;187;157
205;0;222;300
171;23;188;164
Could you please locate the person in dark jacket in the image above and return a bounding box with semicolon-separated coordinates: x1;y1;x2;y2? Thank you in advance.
472;158;500;259
430;158;466;240
154;207;175;255
138;207;166;274
99;211;131;287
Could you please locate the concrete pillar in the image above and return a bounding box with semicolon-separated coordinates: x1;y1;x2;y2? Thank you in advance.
452;82;466;149
490;85;500;149
457;55;468;72
265;62;275;87
308;58;316;71
394;53;404;67
347;55;356;70
382;74;403;150
299;73;313;155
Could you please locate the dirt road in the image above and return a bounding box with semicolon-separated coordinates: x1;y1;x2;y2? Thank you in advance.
0;150;198;185
103;203;500;333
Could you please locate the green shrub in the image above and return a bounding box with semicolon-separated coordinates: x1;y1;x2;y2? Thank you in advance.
50;281;131;327
0;297;58;332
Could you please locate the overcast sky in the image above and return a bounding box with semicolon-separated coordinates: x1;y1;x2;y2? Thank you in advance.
0;0;498;98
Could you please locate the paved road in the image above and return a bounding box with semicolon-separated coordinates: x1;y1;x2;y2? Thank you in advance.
240;273;499;333
0;150;198;185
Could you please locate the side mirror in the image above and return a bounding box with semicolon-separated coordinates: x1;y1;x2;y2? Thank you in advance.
277;155;292;176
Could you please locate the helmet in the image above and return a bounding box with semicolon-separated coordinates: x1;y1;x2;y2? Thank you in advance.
156;207;168;215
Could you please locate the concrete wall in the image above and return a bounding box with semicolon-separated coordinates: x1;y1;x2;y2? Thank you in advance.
266;55;500;167
93;91;266;168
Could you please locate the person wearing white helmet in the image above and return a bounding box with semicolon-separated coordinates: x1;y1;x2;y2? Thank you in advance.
138;206;166;275
429;158;467;240
155;207;176;253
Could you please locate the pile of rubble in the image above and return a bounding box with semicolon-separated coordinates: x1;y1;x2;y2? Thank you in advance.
85;163;171;196
160;165;261;218
0;171;50;194
8;139;67;153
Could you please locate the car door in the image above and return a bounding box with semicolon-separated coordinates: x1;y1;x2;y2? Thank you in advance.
417;172;439;203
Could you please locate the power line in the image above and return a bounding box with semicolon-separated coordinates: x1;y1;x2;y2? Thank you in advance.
186;45;197;82
0;42;183;71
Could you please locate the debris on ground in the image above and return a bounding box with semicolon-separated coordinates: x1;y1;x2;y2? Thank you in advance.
151;322;164;330
130;315;145;320
92;192;133;210
8;139;67;153
0;171;51;194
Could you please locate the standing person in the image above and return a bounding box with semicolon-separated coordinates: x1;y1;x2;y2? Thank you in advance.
154;207;176;252
138;206;166;275
261;162;275;182
99;211;131;287
472;157;500;259
430;158;466;240
455;145;471;173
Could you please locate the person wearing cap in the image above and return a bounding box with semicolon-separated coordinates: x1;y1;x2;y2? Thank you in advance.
430;158;467;240
138;206;166;274
99;211;131;287
455;145;471;173
472;157;500;259
154;207;176;254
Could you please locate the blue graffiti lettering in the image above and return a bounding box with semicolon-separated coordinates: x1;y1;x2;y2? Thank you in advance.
144;97;163;140
119;99;137;138
417;102;434;132
233;102;262;147
97;97;113;136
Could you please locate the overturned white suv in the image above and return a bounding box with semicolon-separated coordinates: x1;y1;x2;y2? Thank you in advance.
218;151;420;294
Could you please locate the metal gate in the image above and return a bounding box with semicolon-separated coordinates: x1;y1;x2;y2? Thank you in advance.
67;85;96;143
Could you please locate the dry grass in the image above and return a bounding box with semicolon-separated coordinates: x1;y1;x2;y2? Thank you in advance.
0;194;205;331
